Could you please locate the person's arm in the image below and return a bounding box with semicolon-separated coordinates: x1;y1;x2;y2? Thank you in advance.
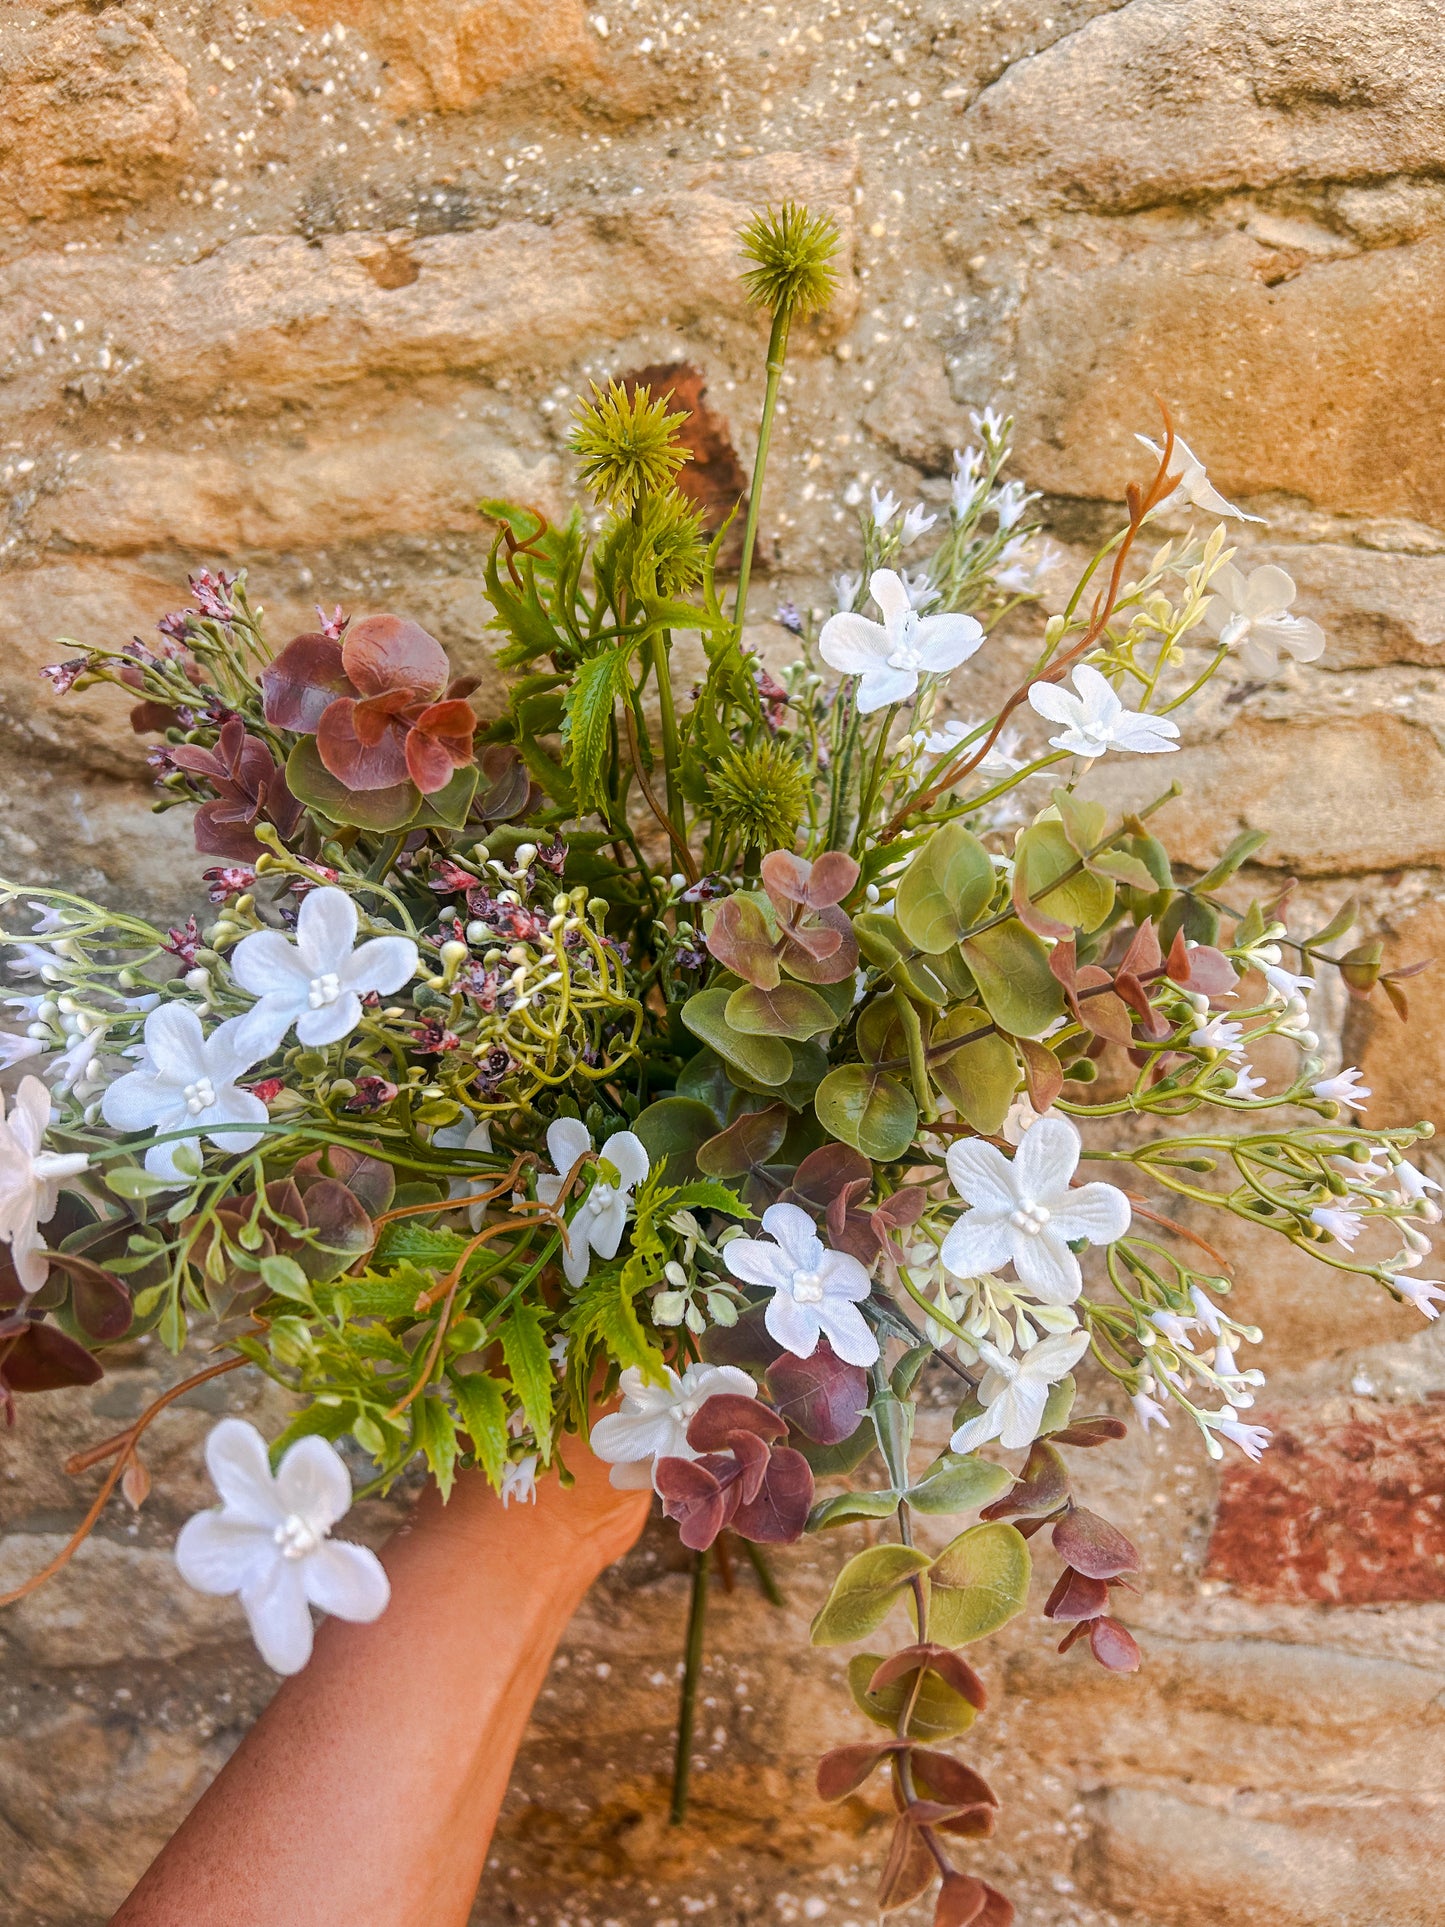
112;1453;650;1927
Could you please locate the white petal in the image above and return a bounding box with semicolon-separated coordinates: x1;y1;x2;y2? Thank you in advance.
204;1418;284;1524
685;1364;757;1401
101;1068;180;1134
939;1213;1016;1279
142;1002;206;1083
950;1404;1006;1454
1011;1228;1082;1303
296;991;365;1048
175;1511;277;1596
230;929;310;1001
946;1137;1018;1213
240;1557;316;1675
199;1085;268;1156
301;1539;390;1622
591;1408;685;1464
205;1009;278;1085
546;1117;593;1178
760;1201;824;1268
1012;1113;1081;1203
1047;1179;1132;1248
343;935;419;999
601;1130;649;1191
560;1215;593;1287
1110;713;1180;753
610;1458;657;1488
764;1289;822;1359
275;1434;354;1531
818;1248;873;1304
143;1136;201;1184
1019;1329;1091;1381
1070;664;1121;725
1026;681;1083;727
13;1077;50;1154
869;568;911;632
1243;564;1296;619
855;663;919;713
995;1378;1050;1450
585;1193;629;1261
819;611;890;676
723;1234;798;1293
814;1298;881;1367
296;887;358;974
913;613;984;671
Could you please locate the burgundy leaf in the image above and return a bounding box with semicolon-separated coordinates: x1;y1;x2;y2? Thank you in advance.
805;850;860;908
655;1455;732;1550
703;893;782;989
765;1343;869;1444
1052;1506;1140;1580
980;1441;1070;1521
699;1301;781;1372
312;1145;396;1217
908;1750;998;1819
293;1179;375;1281
316;696;414;791
778;903;857;983
696;1105;789;1179
869;1646;988;1711
730;1444;814;1543
1167;929;1238;997
727;1425;771;1505
686;1393;786;1453
261;631;353;734
47;1253;133;1343
1088;1615;1142;1672
877;1815;937;1914
0;1320;102;1394
785;1142;873;1210
973;1884;1016;1927
1043;1566;1111;1623
341;615;449;698
470;742;533;824
1117;920;1163;980
935;1874;988;1927
759;849;814;909
1050;1416;1128;1448
816;1740;903;1802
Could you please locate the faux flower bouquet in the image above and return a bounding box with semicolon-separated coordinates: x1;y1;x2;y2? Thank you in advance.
1;204;1436;1924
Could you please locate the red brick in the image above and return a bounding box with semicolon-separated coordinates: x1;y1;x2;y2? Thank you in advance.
1206;1402;1445;1604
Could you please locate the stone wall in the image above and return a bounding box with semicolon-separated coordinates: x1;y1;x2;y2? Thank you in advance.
3;2;1445;1923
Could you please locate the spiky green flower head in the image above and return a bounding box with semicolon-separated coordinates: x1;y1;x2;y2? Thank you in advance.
601;486;707;599
569;380;692;512
707;739;811;852
739;202;840;321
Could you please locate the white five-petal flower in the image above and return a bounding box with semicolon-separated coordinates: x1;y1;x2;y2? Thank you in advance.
1202;562;1325;677
1136;433;1263;523
723;1200;880;1365
231;886;418;1050
950;1330;1091;1453
100;1003;275;1182
1028;664;1180;759
941;1115;1131;1306
0;1075;89;1291
588;1361;757;1488
819;568;984;715
175;1418;389;1675
537;1117;649;1288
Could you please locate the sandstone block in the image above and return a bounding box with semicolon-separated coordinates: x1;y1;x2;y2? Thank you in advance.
0;1534;243;1667
0;8;195;225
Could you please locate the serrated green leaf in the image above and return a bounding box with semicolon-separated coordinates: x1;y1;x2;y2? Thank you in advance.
894;820;995;953
501;1302;554;1452
411;1393;459;1499
927;1521;1032;1646
563;645;634;815
449;1370;509;1488
810;1542;932;1645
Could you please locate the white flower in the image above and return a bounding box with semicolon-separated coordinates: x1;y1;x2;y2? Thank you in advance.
1310;1067;1370;1112
0;1076;89;1292
833;570;863;612
500;1455;539;1508
230;887;418;1050
950;1330;1090;1454
1190;1013;1246;1059
1028;664;1180;758
921;717;1026;780
1136;433;1264;523
1131;1390;1170;1432
1262;960;1313;1004
175;1418;389;1676
537;1117;648;1288
1224;1064;1266;1100
869;484;901;529
1189;1286;1226;1336
941;1116;1130;1306
589;1362;757;1489
1206;1411;1271;1461
1001;1094;1040;1146
819;568;984;715
0;1030;44;1070
100;1004;274;1183
1202;562;1324;677
900;503;937;545
1391;1274;1445;1319
723;1200;879;1365
951;445;985;516
970;406;1007;443
1149;1307;1199;1350
435;1114;494;1230
1310;1204;1364;1249
988;479;1033;531
995;536;1065;596
900;568;941;611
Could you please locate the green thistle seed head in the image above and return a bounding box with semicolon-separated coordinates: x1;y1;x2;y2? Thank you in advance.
707;739;810;852
569;380;692;511
739;201;840;321
612;487;707;597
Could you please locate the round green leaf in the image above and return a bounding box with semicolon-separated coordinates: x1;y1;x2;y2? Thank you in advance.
962;920;1065;1039
632;1096;720;1184
725;981;839;1041
815;1065;918;1162
681;988;793;1087
906;1453;1015;1516
847;1653;979;1740
929;1006;1019;1135
810;1542;932;1646
927;1521;1032;1646
894;820;996;953
808;1489;903;1532
285;737;421;832
1016;819;1115;932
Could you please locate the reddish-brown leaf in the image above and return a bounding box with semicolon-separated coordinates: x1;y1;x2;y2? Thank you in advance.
704;893;782;988
730;1444;814;1544
974;1883;1016;1927
877;1815;938;1913
765;1343;869;1445
726;1425;771;1505
1052;1506;1140;1579
1018;1037;1065;1109
784;1141;873;1210
816;1740;904;1802
341;614;448;698
980;1441;1070;1521
935;1874;988;1927
1050;1415;1128;1448
908;1750;998;1818
1089;1614;1142;1672
261;631;352;733
0;1318;103;1393
1044;1566;1111;1622
654;1455;732;1550
686;1393;786;1453
869;1646;988;1711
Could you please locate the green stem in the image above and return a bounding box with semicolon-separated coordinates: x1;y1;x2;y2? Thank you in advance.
733;308;791;635
669;1547;711;1825
739;1537;784;1607
651;630;685;840
853;704;900;852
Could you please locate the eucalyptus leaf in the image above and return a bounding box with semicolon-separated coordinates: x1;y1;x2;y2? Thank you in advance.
682;987;794;1087
963;920;1066;1038
814;1064;918;1162
929;1005;1019;1135
725;981;839;1041
808;1489;903;1531
1015;819;1115;932
847;1653;979;1740
927;1521;1032;1646
809;1542;932;1645
906;1453;1014;1516
894;820;995;953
